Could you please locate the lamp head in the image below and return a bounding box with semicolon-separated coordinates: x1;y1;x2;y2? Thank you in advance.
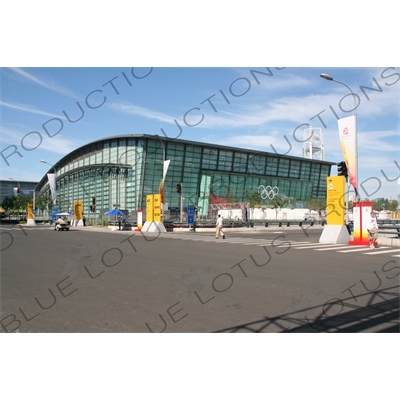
320;73;333;81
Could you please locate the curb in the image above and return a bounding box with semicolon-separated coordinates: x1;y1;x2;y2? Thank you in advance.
55;225;400;247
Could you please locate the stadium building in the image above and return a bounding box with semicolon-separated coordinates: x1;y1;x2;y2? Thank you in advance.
35;134;335;219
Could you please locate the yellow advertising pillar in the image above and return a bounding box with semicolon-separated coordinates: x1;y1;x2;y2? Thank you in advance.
319;175;350;244
326;176;345;225
142;194;167;233
27;202;36;225
74;201;83;226
153;194;162;223
146;195;154;222
27;202;34;219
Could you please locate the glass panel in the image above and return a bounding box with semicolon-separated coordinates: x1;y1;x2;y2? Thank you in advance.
277;159;289;177
218;150;233;171
289;160;300;178
248;154;265;175
266;157;278;175
233;152;248;173
202;148;217;169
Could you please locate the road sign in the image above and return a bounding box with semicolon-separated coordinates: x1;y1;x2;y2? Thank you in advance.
187;206;194;224
51;207;59;221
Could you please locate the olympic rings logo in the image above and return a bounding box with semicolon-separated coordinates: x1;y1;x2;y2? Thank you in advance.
258;185;279;200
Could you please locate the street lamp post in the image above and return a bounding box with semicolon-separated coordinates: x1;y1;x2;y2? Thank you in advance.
320;73;359;202
155;134;166;222
9;178;20;193
32;181;41;216
9;178;21;219
40;159;57;205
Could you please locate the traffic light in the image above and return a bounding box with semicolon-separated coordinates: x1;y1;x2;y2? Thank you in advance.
90;205;93;212
337;161;348;178
176;183;182;193
16;188;20;193
92;196;96;205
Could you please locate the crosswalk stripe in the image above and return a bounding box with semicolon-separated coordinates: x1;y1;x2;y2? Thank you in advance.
167;235;399;257
363;249;400;255
338;247;389;253
291;244;345;249
316;245;366;251
241;242;271;245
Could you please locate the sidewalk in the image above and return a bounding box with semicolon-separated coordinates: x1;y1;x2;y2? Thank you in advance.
71;224;400;247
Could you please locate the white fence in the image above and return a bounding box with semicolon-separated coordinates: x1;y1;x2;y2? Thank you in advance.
218;208;321;221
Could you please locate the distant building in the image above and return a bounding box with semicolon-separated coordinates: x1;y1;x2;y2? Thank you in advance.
0;180;38;204
33;134;335;218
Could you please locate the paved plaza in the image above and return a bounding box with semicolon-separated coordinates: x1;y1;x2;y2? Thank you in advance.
1;223;399;333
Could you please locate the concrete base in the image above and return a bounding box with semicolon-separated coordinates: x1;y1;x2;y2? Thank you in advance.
27;218;36;226
72;219;84;226
319;225;350;244
378;237;400;247
141;221;167;233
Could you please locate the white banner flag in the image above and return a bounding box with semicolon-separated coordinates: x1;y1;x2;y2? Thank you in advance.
47;173;57;205
163;159;170;180
338;116;357;191
159;160;171;204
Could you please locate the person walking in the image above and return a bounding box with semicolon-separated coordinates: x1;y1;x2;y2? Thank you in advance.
365;210;379;249
215;214;225;239
83;215;86;226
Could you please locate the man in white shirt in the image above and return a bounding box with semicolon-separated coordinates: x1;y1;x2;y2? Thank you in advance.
365;211;379;249
215;214;225;239
54;217;66;231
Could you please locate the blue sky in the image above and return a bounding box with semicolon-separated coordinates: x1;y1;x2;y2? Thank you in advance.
1;67;399;200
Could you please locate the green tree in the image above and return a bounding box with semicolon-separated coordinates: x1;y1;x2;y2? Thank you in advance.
388;200;399;211
269;195;289;219
245;190;262;219
372;197;398;211
225;188;237;203
245;190;261;208
1;195;15;211
36;194;52;214
305;198;326;211
14;194;31;218
2;194;31;218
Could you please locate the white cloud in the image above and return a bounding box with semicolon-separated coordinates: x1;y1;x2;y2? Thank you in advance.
10;68;78;98
0;125;76;155
0;126;25;144
0;100;65;119
202;133;305;156
357;130;399;152
35;136;77;155
109;102;175;123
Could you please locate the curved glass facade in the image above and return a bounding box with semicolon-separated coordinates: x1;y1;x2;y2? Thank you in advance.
37;134;334;218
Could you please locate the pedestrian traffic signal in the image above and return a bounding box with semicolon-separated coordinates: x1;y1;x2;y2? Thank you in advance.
92;196;96;205
16;187;20;193
176;183;182;193
337;161;348;178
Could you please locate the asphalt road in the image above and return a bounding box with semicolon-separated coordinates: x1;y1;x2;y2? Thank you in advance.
1;224;399;333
